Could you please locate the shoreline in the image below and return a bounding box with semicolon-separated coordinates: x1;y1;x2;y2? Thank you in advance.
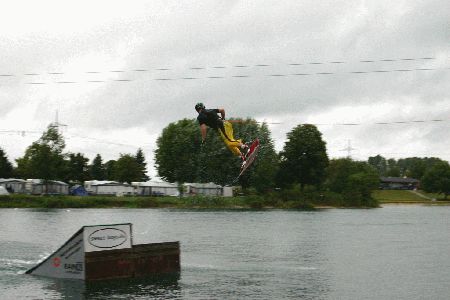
1;201;449;210
0;192;448;209
381;201;450;206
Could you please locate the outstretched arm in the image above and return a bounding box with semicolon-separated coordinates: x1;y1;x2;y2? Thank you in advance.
218;108;225;120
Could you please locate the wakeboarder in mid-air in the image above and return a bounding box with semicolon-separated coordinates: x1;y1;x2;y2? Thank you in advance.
194;102;260;177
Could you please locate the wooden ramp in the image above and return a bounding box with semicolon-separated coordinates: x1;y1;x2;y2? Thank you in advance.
26;223;180;281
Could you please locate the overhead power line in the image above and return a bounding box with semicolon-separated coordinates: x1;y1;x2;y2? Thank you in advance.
0;56;437;77
6;66;446;85
0;55;445;85
1;117;447;142
0;130;148;149
67;133;146;149
305;118;449;126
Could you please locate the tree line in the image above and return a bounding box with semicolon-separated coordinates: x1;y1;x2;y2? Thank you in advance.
154;118;450;200
367;155;450;198
1;120;449;200
0;125;149;184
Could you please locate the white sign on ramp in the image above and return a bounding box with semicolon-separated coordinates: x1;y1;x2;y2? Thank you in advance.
26;223;132;280
83;224;132;252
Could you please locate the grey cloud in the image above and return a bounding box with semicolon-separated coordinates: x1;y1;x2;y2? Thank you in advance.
1;0;449;166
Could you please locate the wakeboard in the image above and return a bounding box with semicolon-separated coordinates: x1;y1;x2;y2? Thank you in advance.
238;138;260;177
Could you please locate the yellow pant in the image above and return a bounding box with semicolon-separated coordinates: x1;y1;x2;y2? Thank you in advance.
219;121;242;156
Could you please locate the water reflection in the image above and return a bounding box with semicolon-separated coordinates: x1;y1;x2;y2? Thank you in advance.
41;273;181;299
85;273;181;299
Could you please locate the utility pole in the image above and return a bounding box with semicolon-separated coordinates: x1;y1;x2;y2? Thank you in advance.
340;139;356;158
50;110;67;134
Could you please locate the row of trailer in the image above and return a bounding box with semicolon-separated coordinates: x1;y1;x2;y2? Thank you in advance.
0;178;232;197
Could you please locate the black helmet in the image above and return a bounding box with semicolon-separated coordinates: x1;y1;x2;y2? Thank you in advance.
195;102;205;111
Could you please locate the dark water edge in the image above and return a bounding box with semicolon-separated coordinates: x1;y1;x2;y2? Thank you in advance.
0;193;380;209
1;206;450;299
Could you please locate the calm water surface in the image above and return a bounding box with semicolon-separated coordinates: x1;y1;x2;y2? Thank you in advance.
1;206;449;299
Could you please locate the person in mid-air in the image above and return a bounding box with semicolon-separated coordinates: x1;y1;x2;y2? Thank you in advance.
195;102;249;161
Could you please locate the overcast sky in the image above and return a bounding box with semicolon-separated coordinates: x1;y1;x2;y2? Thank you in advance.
1;0;449;178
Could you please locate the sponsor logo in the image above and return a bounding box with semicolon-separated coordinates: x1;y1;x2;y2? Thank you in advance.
64;263;83;272
53;257;61;267
88;228;128;249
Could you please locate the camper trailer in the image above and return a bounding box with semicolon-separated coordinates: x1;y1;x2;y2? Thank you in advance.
26;179;69;195
0;178;26;194
132;181;179;196
84;180;133;196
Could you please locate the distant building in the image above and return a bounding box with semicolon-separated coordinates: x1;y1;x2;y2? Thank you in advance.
132;181;179;196
0;178;27;194
26;179;69;195
184;182;224;196
84;180;133;196
380;177;420;190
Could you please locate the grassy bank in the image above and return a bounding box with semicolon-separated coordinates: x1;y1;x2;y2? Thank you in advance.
1;190;447;209
372;190;450;204
0;194;315;209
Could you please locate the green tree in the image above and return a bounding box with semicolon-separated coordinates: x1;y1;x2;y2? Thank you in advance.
104;160;117;181
397;157;427;179
90;154;106;180
16;143;56;180
15;125;66;181
277;124;329;189
65;153;90;183
155;118;279;187
423;157;446;170
115;154;142;183
386;158;400;177
200;118;277;187
155;119;200;183
326;158;379;206
368;155;387;176
421;161;450;199
0;148;13;178
41;124;66;154
243;122;279;192
382;157;444;179
135;148;149;181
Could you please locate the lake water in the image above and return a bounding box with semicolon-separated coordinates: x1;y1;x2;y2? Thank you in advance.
1;206;449;299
